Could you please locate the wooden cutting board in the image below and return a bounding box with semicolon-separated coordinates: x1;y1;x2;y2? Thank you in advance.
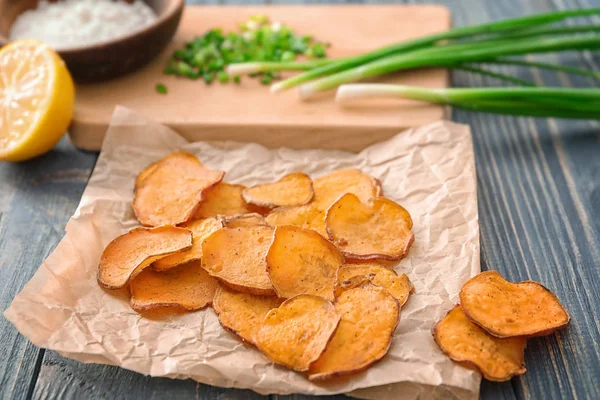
69;5;450;152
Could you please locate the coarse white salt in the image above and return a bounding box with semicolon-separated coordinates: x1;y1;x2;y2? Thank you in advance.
9;0;157;50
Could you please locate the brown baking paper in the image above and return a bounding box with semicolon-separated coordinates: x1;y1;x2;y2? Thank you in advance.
5;107;480;399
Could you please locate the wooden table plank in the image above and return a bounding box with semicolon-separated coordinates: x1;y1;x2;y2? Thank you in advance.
1;0;599;399
0;138;96;400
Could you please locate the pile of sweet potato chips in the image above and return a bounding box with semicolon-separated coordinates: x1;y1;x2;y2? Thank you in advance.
433;270;570;381
97;151;414;380
96;151;569;383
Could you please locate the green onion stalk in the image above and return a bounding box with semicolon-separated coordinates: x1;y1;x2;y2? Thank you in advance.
297;35;600;98
335;85;600;119
252;8;600;92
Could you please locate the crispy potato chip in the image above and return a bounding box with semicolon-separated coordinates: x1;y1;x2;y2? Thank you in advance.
312;169;382;211
153;217;224;271
130;260;218;312
133;151;224;226
224;213;268;228
267;225;344;301
97;226;193;289
433;305;527;381
194;183;252;218
242;172;314;209
460;271;570;338
265;203;327;237
202;226;275;295
335;264;412;307
256;295;340;371
326;194;414;261
308;285;399;380
213;284;283;346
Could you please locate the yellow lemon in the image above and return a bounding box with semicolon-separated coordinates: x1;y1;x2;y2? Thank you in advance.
0;40;74;162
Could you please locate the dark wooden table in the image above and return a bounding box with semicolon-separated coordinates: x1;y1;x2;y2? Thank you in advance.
2;0;599;399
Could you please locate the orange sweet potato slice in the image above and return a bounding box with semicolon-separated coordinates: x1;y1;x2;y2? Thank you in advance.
224;213;268;228
265;203;327;237
312;169;382;211
133;151;224;226
326;193;414;262
433;305;527;382
130;260;218;312
202;226;275;295
97;226;193;289
256;295;340;371
308;285;399;380
153;217;224;271
194;183;252;218
242;172;314;209
212;284;283;346
335;264;412;307
460;271;570;338
267;225;345;301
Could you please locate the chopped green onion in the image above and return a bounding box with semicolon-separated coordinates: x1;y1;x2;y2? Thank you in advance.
164;15;328;85
233;75;241;84
155;83;168;94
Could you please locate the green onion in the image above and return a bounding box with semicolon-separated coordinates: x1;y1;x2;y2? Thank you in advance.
155;83;168;94
165;15;328;85
298;35;600;98
261;8;600;92
335;85;600;119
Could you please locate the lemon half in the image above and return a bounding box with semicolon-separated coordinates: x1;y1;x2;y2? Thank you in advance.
0;40;74;162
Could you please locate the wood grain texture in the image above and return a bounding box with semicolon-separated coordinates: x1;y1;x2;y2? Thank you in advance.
1;0;599;399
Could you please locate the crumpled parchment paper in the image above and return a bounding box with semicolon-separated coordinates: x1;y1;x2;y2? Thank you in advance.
5;107;480;399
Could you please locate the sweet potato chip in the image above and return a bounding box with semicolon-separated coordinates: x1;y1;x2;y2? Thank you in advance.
312;169;382;211
224;213;268;228
256;295;340;371
326;193;414;261
460;271;570;338
242;172;314;209
194;183;252;218
133;151;224;226
97;226;193;289
212;284;283;346
335;264;412;307
153;217;224;271
130;260;218;312
202;226;275;295
265;203;327;237
308;285;399;380
433;305;527;382
267;226;344;301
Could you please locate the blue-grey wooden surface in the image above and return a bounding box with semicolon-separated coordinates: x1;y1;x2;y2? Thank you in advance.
1;0;599;399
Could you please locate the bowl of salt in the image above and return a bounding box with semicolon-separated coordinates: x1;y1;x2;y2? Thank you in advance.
0;0;184;81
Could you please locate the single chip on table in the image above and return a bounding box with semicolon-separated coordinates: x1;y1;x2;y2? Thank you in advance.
312;169;382;211
194;183;252;219
224;213;268;228
267;225;344;301
97;226;193;289
212;284;283;346
242;172;314;209
326;193;414;262
433;305;527;382
133;151;224;226
335;264;412;307
460;270;570;338
265;203;327;237
153;217;224;271
308;285;399;380
256;295;340;372
130;260;218;312
202;226;275;295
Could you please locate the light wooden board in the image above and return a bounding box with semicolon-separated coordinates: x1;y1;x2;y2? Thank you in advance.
68;4;450;151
